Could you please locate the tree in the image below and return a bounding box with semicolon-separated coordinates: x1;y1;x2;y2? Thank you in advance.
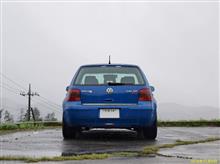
4;110;14;123
18;108;25;122
22;107;42;121
44;112;57;121
33;107;42;121
0;108;4;123
23;109;29;121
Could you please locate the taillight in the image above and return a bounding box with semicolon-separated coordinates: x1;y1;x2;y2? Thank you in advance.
139;88;152;101
66;89;80;101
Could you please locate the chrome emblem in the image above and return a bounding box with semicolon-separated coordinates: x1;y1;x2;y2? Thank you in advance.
106;88;114;94
126;90;138;94
81;90;93;93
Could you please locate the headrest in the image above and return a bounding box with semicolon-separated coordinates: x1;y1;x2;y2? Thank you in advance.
121;76;135;84
84;76;98;85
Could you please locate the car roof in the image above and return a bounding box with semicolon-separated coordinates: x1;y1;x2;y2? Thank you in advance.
80;64;139;68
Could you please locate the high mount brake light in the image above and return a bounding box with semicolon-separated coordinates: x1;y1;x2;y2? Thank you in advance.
139;88;152;101
66;89;80;101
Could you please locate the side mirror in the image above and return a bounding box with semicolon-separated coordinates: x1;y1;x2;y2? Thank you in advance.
66;86;69;92
150;86;155;92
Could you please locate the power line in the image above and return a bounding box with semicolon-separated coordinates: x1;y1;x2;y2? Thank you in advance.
0;83;60;111
33;105;62;115
33;95;61;110
1;73;61;108
0;84;20;95
0;82;61;122
0;73;62;115
35;96;61;109
32;98;62;113
2;82;22;93
38;95;61;108
0;73;27;91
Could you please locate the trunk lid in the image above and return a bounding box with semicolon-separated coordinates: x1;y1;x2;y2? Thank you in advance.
75;85;144;104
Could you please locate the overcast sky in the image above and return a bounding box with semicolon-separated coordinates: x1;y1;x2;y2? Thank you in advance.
0;1;219;119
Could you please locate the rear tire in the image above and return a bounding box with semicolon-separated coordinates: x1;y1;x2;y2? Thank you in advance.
143;119;157;140
62;121;78;139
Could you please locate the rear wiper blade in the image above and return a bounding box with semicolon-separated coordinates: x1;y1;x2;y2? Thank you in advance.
107;82;133;86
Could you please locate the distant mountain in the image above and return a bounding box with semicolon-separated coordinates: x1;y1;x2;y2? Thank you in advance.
1;97;219;121
158;103;220;120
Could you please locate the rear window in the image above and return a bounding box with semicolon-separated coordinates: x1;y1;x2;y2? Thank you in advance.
73;66;145;85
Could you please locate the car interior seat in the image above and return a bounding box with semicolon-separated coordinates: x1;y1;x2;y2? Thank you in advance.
84;76;98;85
120;76;135;84
104;75;117;84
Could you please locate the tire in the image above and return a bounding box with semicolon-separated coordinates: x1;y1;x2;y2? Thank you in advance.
143;118;157;140
62;122;76;139
62;121;78;139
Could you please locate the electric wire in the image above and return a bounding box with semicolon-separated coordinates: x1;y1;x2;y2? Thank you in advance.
0;74;62;112
0;73;27;91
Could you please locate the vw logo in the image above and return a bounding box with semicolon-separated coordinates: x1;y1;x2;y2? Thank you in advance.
106;88;114;94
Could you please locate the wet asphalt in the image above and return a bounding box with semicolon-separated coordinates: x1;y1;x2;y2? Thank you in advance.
0;127;220;164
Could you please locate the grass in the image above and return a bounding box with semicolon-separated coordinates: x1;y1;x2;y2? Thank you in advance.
0;121;61;131
0;119;219;132
0;122;44;130
0;153;110;163
111;152;139;157
0;123;19;130
0;122;61;135
0;120;219;135
142;137;220;155
0;137;219;163
157;119;220;127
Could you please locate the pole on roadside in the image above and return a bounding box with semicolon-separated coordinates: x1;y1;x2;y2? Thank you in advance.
20;84;39;121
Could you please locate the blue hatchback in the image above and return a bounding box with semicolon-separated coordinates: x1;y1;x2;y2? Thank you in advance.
62;64;157;139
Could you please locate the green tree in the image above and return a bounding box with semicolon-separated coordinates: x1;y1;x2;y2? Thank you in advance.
0;108;4;123
44;112;57;121
23;109;29;121
4;110;14;123
18;108;25;122
33;107;42;121
22;107;42;121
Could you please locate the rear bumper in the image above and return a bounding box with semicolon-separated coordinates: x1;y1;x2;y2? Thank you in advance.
63;102;157;128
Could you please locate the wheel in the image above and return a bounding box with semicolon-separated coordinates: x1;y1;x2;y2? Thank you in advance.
62;122;78;139
143;118;157;140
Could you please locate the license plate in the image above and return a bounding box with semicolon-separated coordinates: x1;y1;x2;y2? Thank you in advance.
99;109;120;118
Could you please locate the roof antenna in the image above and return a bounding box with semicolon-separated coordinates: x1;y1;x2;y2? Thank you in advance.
108;55;111;64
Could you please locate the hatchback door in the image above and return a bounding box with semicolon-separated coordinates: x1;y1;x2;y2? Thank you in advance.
78;85;145;104
72;65;148;104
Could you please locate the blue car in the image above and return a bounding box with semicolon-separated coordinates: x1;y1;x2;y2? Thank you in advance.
62;64;157;139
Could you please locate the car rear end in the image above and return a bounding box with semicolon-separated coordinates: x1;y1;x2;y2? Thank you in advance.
63;64;157;139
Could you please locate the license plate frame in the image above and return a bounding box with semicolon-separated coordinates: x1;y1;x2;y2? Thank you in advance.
99;109;120;119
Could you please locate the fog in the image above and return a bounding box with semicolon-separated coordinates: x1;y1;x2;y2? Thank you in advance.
0;1;219;120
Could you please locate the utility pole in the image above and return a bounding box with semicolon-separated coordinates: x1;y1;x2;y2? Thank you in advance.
108;55;111;64
20;84;39;121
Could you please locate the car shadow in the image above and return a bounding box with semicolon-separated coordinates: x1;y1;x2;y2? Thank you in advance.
61;129;157;156
77;129;138;141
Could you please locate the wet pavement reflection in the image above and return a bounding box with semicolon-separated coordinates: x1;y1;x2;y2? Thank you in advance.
1;127;219;158
62;129;156;156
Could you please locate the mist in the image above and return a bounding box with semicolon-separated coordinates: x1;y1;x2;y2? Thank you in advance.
0;1;219;120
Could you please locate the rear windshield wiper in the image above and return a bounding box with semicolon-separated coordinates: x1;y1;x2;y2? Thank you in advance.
107;82;134;86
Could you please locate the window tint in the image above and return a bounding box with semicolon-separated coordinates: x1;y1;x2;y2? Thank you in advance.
74;66;145;85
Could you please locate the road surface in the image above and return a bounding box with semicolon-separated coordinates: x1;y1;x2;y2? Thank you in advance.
0;127;219;163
